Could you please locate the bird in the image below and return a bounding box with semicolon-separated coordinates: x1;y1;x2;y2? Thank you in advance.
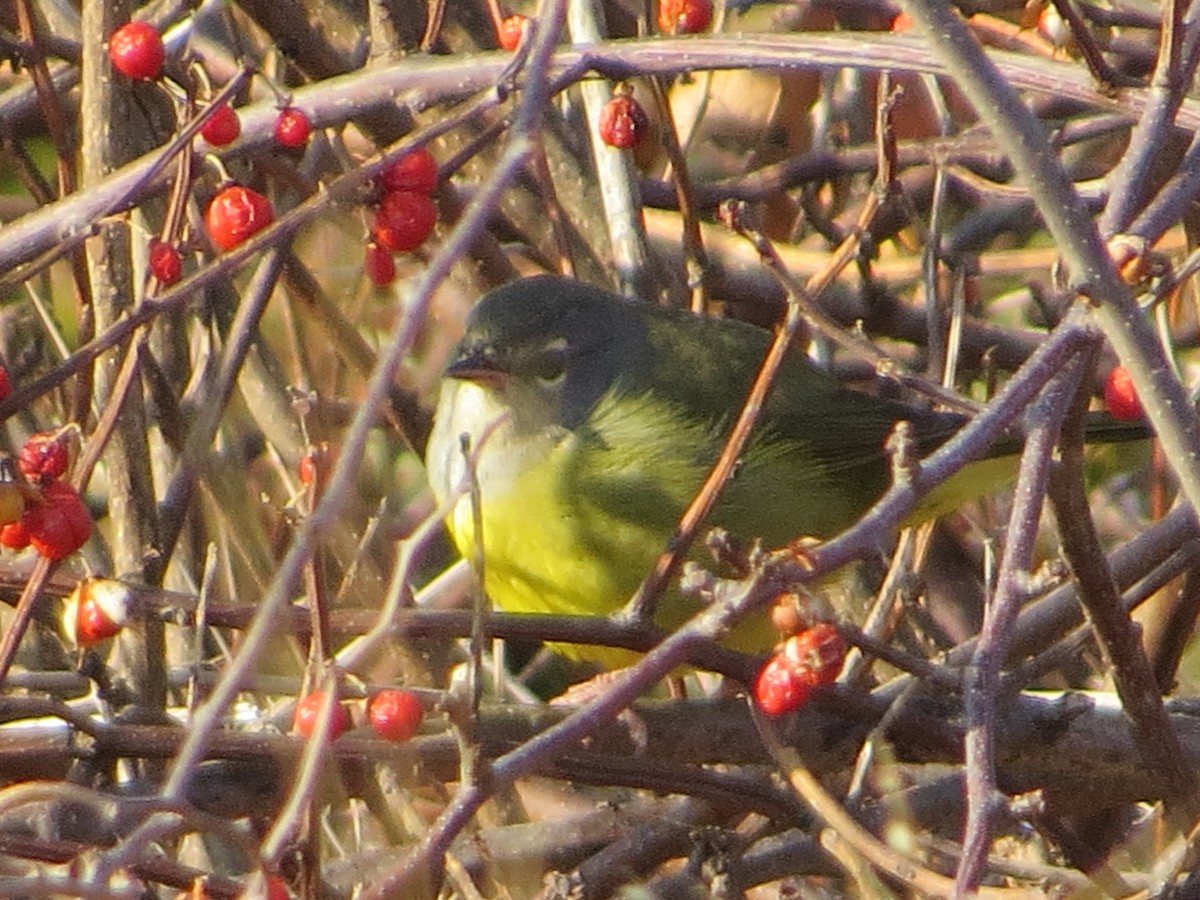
424;275;1137;669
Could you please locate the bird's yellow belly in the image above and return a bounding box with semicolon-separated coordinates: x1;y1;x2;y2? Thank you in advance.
446;452;786;668
448;459;664;667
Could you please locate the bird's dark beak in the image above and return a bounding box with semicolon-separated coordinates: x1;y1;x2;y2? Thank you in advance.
445;346;508;387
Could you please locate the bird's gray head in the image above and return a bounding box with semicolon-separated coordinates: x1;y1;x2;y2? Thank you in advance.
445;276;651;430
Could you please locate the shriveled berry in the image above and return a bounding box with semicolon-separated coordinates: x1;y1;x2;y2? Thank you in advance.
0;365;10;403
658;0;713;34
23;481;92;560
780;622;846;686
206;186;275;251
368;689;424;742
497;14;529;50
364;241;397;287
599;89;650;149
18;430;70;484
109;21;165;80
274;107;313;148
201;103;241;147
1104;366;1145;421
373;191;437;252
293;691;351;740
149;239;183;286
380;148;438;195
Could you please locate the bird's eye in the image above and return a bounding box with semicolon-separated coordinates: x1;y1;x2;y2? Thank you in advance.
528;348;567;386
527;338;568;386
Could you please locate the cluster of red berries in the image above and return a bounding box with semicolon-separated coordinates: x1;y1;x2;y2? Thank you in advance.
109;21;314;262
753;622;846;717
110;19;446;295
110;21;314;149
0;430;92;561
293;687;425;743
196;101;312;152
365;147;440;287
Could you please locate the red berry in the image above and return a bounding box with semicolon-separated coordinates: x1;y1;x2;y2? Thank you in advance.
149;239;183;286
658;0;713;34
367;689;424;742
599;89;650;149
364;241;397;287
67;578;132;646
373;191;437;252
206;186;275;251
274;107;313;149
293;691;351;740
0;520;29;550
77;595;123;644
754;653;814;717
753;623;845;717
380;148;438;195
108;21;165;80
201;103;241;147
298;443;334;487
18;430;70;484
23;481;92;561
1105;366;1145;421
891;11;914;32
497;14;529;50
0;365;10;403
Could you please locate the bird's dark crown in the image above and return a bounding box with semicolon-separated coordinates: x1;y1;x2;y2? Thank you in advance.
450;276;654;429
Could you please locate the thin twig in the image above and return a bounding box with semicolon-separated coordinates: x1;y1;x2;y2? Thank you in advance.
904;0;1200;613
622;138;894;623
7;33;1190;279
1098;0;1196;236
956;355;1086;893
1048;354;1200;823
755;714;1042;899
566;0;652;299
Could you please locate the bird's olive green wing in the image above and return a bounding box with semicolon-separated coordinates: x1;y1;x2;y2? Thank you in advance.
569;303;969;543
